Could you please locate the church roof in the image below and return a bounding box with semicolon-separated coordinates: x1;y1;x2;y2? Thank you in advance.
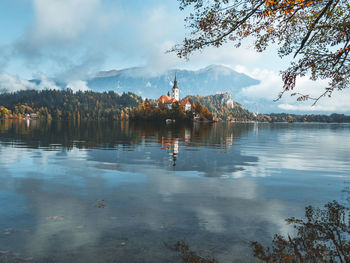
157;95;177;104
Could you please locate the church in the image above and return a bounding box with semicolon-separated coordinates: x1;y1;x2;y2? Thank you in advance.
157;76;191;111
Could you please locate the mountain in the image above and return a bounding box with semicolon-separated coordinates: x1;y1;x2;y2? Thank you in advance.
0;65;264;112
87;65;260;99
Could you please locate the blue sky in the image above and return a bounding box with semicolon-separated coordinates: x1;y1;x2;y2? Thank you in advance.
0;0;349;113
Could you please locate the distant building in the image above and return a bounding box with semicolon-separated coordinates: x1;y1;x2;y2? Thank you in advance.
156;75;193;112
180;99;192;111
157;76;180;109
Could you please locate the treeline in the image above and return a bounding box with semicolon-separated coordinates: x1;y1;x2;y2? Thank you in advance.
130;99;213;122
186;93;254;121
0;89;142;120
257;113;350;123
1;89;349;123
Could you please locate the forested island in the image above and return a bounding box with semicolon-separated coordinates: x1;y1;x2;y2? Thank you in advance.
131;99;213;122
0;89;350;123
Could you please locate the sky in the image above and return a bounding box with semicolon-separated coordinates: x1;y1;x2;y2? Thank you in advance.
0;0;349;113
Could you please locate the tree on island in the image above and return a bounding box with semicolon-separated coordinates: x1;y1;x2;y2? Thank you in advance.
130;99;213;122
172;0;349;104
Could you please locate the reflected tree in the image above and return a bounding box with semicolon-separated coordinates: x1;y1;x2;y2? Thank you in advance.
251;201;350;262
171;200;350;262
170;241;218;263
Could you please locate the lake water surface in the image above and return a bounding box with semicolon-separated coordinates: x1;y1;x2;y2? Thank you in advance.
0;120;349;262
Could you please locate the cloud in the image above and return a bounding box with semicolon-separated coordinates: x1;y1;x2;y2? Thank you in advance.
236;67;282;101
56;51;106;81
0;72;60;93
119;7;186;76
27;0;116;48
34;72;62;90
136;41;181;77
10;0;118;80
234;66;350;113
66;80;89;92
0;73;35;92
0;72;91;93
277;89;350;113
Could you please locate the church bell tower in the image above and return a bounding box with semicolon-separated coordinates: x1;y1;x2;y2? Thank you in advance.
172;75;179;101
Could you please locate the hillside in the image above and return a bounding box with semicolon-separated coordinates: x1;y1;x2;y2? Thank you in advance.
186;93;254;121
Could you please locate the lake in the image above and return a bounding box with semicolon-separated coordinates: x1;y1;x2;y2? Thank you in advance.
0;120;349;262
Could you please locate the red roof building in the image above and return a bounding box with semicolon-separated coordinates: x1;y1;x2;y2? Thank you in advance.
157;95;177;104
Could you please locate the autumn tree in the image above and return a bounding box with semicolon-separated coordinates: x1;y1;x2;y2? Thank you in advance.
173;0;350;103
251;201;350;262
0;106;10;119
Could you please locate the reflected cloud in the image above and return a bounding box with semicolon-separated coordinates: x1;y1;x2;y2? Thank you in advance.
0;166;293;262
0;120;349;262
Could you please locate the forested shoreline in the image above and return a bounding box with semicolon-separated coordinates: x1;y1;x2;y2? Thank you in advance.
0;89;350;123
0;89;142;120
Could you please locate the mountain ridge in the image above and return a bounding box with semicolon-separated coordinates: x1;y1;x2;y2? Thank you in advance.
0;64;262;112
88;64;260;100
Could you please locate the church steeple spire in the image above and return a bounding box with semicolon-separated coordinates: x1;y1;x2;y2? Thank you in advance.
172;74;179;101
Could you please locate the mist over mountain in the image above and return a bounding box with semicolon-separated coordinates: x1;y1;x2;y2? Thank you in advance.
1;65;347;114
88;65;260;99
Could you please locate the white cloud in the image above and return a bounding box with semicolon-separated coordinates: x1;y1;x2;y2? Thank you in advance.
142;41;182;76
0;72;60;92
277;89;350;113
0;72;92;93
237;67;283;101
276;77;350;113
66;80;89;92
34;72;61;90
0;73;36;92
31;0;116;44
235;66;350;113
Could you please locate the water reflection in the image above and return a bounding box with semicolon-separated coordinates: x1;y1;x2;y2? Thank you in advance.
0;120;349;262
251;200;350;262
0;166;293;262
0;119;259;150
0;120;259;177
173;199;350;263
